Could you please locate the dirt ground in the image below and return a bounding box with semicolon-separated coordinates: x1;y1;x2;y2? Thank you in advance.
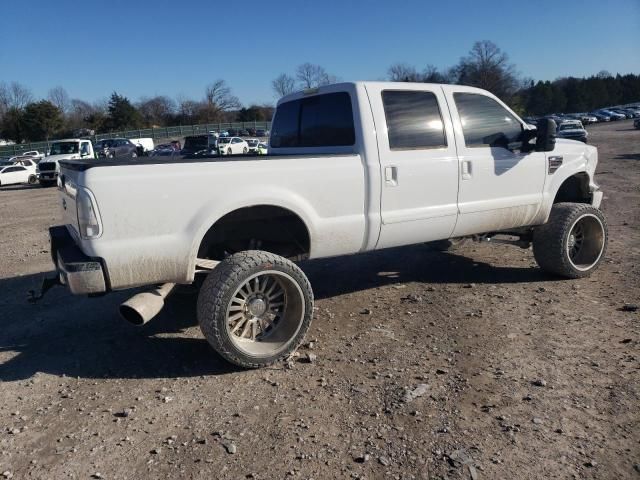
0;120;638;480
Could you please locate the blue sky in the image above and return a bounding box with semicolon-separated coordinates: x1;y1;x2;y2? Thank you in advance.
1;0;639;106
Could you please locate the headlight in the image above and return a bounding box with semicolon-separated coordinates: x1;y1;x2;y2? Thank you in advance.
76;187;102;239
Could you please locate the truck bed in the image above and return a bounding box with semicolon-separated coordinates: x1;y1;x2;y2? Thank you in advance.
59;153;350;171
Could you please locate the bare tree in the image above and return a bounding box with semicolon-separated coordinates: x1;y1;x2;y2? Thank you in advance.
450;40;519;98
176;95;200;123
202;80;240;122
0;83;9;119
48;86;70;113
2;82;33;110
272;73;296;97
138;95;176;126
205;80;240;111
422;64;445;83
295;63;332;88
387;63;420;82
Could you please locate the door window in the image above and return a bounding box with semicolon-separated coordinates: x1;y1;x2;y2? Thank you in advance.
454;93;522;148
382;90;447;150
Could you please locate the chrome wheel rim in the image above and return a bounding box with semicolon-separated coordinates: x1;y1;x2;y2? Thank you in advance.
566;213;605;271
225;270;305;357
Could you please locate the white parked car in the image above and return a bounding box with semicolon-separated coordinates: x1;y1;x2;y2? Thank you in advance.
21;150;45;161
0;163;37;186
218;136;249;155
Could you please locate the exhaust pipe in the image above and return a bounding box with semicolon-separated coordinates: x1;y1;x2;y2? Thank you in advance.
119;283;176;326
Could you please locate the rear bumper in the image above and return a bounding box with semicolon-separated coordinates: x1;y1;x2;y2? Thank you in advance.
39;171;58;180
49;226;107;295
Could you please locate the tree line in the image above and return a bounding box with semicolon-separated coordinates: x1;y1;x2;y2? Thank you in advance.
2;41;639;143
0;80;274;144
380;41;640;116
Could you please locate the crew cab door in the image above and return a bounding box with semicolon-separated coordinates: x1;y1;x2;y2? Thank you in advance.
443;87;545;236
365;84;459;248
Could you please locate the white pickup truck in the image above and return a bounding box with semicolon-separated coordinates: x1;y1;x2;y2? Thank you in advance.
47;82;607;368
37;139;95;187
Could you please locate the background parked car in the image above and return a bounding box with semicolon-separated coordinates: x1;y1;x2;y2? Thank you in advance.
95;138;138;158
181;134;217;155
245;138;261;153
21;150;45;162
598;109;625;120
129;137;155;155
257;141;268;155
556;120;588;143
590;111;610;122
218;136;248;155
0;163;37;186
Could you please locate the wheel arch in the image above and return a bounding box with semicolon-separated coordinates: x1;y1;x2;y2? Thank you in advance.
552;172;592;205
188;201;314;278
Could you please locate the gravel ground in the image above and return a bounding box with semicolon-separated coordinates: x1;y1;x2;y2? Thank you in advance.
0;120;638;479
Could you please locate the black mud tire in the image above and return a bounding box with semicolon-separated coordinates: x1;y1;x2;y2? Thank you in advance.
533;202;608;279
197;250;314;368
428;238;469;252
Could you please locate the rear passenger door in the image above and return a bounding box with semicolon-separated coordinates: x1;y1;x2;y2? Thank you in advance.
365;84;459;248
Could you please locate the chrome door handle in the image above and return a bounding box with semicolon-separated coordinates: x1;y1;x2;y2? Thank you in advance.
385;166;398;186
461;160;472;180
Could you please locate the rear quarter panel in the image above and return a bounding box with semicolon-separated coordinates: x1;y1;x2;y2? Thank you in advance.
77;156;366;290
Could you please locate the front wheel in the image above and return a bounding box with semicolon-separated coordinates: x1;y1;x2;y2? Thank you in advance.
227;148;232;155
533;202;607;278
197;250;314;368
28;175;37;185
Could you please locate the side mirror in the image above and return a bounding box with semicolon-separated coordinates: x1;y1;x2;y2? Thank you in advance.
536;118;557;152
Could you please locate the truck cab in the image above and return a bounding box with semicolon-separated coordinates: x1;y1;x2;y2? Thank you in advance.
37;139;95;187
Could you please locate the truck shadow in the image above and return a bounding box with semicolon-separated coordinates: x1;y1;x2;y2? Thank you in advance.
0;245;549;381
304;244;548;299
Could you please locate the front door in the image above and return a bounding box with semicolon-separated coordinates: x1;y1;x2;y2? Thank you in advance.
365;84;459;249
443;87;546;236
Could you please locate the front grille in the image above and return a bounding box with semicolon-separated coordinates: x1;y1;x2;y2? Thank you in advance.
38;162;56;172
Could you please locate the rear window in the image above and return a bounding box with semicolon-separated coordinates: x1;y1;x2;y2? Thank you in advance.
271;92;355;148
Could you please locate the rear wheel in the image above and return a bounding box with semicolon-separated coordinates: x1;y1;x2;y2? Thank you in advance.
533;202;607;278
28;175;37;185
197;250;313;368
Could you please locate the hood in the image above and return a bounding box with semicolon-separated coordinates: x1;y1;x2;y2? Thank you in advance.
41;153;82;163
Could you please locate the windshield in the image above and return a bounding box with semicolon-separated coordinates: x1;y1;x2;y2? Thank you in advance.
49;142;79;155
95;140;115;148
246;140;259;147
559;123;580;130
218;138;231;144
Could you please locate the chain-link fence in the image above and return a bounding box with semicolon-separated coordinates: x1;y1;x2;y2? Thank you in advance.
0;121;272;157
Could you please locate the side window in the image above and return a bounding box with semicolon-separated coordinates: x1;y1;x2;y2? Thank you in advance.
271;92;355;148
382;90;447;150
454;93;522;148
80;142;90;155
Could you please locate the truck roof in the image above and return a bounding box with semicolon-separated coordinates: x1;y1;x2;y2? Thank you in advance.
51;138;85;143
277;81;492;106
